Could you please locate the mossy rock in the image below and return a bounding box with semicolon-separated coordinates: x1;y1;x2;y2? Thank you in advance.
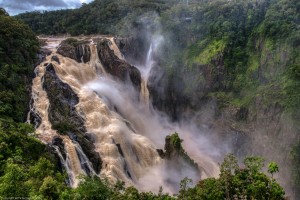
162;133;198;170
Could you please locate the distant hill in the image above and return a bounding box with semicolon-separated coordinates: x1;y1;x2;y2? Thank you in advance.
15;0;177;36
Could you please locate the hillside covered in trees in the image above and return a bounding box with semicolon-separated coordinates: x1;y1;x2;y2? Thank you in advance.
0;0;298;198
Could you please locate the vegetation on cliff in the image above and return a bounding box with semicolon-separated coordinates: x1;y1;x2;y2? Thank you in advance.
158;133;198;170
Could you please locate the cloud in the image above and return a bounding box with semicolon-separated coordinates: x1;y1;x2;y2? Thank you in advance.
0;0;87;15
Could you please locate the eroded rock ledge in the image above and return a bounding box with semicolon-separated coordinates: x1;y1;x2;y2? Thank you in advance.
57;38;91;63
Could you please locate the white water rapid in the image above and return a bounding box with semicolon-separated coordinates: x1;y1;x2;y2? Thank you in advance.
30;36;219;193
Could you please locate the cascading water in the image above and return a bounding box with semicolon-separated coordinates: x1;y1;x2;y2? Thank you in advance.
137;35;163;107
29;36;219;193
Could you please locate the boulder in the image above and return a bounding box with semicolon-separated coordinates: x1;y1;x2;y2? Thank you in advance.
51;55;60;64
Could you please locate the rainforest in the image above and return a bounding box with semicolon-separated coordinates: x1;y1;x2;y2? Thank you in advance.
0;0;299;199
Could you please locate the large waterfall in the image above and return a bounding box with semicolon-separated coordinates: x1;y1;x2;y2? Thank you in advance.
29;36;219;193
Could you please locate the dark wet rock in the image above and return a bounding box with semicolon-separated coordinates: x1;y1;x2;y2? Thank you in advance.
35;48;51;66
43;63;102;173
160;133;198;170
57;38;91;63
51;55;60;64
28;98;42;128
148;66;190;121
52;136;66;160
156;149;165;159
115;37;150;66
235;106;249;121
96;38;141;91
29;110;41;128
116;143;124;157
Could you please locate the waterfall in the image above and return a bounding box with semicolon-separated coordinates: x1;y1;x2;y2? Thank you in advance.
52;145;76;186
89;44;106;75
137;35;164;106
29;36;219;193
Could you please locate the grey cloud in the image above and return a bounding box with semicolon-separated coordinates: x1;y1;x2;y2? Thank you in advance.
0;0;81;15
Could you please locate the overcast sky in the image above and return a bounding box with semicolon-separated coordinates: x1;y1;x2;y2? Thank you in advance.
0;0;93;15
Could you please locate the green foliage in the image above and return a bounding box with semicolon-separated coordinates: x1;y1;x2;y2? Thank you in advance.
164;133;198;169
178;177;193;199
0;11;38;122
183;154;285;200
67;176;112;200
268;162;279;177
0;122;66;199
0;160;29;197
187;39;227;65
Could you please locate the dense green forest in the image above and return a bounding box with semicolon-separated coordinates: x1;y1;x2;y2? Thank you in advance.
0;0;299;198
0;8;66;199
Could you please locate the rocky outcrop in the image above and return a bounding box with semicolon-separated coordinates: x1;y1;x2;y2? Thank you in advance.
52;136;66;160
51;55;60;64
157;133;198;170
96;38;141;91
43;63;102;174
35;48;51;66
57;38;91;63
28;98;42;128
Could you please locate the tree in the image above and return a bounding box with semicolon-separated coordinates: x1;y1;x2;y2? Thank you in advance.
0;159;29;197
268;162;279;178
0;8;8;16
178;177;193;199
71;176;112;200
39;176;60;200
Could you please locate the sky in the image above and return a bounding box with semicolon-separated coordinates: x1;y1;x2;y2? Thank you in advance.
0;0;93;16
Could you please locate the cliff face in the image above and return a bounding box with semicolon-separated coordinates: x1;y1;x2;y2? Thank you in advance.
115;37;150;67
96;38;141;91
